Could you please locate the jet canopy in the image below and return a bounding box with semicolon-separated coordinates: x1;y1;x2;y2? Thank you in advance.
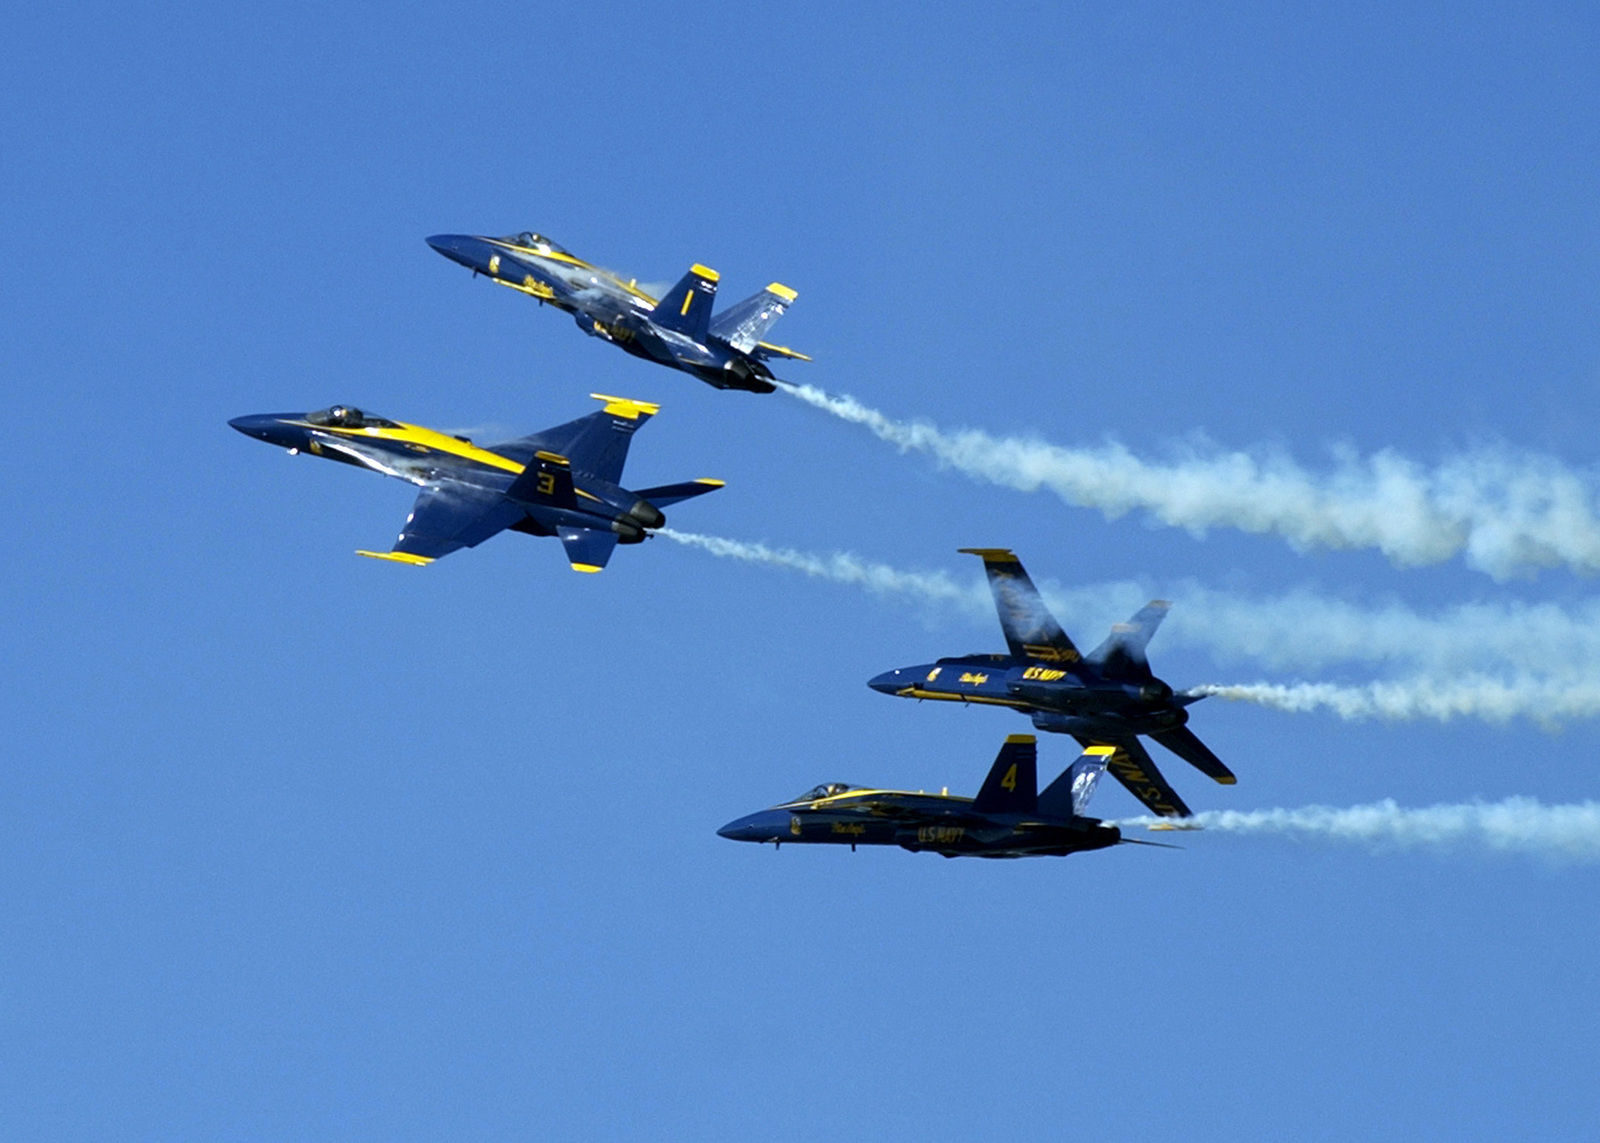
501;231;570;256
305;406;399;429
793;783;861;802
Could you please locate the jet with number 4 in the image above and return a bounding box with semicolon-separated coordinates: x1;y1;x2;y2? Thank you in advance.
868;548;1234;818
427;231;808;393
229;394;722;572
718;735;1174;858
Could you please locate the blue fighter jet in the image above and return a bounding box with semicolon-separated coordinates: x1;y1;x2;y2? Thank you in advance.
868;549;1234;818
229;394;721;572
719;736;1172;858
427;231;808;393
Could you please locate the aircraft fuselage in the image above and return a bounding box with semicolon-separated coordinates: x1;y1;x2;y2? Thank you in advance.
228;411;661;543
718;789;1121;859
868;655;1189;738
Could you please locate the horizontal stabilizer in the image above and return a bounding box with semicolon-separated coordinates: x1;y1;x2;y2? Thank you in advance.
1150;726;1235;785
972;735;1038;814
559;527;619;573
753;341;812;362
651;264;719;341
631;479;725;508
1038;745;1114;818
710;283;798;354
1085;601;1170;681
961;548;1081;664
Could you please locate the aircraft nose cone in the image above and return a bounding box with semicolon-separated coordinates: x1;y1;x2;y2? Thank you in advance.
868;668;909;695
228;413;277;441
426;233;487;270
717;811;785;843
229;413;303;449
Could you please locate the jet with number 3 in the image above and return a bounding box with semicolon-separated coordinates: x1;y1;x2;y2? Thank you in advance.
229;394;721;572
718;735;1175;858
426;231;808;393
868;549;1234;818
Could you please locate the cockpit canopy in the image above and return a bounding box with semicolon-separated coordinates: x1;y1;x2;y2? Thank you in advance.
304;405;399;429
794;782;861;802
500;231;570;256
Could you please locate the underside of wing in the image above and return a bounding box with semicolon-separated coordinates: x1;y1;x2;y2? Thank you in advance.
357;484;524;565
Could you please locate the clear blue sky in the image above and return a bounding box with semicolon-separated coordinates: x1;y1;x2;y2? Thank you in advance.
4;2;1599;1138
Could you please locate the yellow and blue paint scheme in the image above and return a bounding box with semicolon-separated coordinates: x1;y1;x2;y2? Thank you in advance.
426;231;808;393
867;549;1236;820
228;395;723;572
718;736;1133;859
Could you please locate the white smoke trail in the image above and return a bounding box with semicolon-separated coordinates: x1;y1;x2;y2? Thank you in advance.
655;529;990;611
657;528;1600;725
1189;678;1600;726
781;383;1600;581
1118;797;1600;864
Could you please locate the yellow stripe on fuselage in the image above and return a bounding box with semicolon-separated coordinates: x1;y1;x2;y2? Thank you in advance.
302;420;524;474
483;239;660;304
785;788;977;809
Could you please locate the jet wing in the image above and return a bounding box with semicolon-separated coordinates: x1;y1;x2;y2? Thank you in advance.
357;484;525;565
1072;735;1192;818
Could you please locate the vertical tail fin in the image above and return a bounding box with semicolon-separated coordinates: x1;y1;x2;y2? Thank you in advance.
971;735;1038;814
1037;746;1114;818
499;394;659;485
959;548;1081;663
1084;602;1169;680
506;449;578;507
650;264;720;341
709;283;797;353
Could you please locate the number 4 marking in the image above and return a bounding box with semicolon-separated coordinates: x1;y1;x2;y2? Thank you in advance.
1001;763;1018;792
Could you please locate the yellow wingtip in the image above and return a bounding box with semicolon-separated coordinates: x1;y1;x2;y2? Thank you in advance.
357;550;434;566
1004;734;1037;745
766;282;798;302
590;393;661;419
570;563;604;574
957;547;1018;561
693;478;727;487
689;263;720;281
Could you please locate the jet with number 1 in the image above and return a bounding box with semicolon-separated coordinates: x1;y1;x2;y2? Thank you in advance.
868;548;1234;818
229;394;721;572
427;231;809;393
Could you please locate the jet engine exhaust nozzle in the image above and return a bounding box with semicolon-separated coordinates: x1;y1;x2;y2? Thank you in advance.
627;500;666;530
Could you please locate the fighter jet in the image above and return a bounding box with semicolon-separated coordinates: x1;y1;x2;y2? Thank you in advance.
718;736;1173;858
868;548;1233;818
228;394;721;572
426;231;808;393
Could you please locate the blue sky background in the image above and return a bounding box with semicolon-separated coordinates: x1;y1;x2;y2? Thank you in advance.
4;2;1599;1138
